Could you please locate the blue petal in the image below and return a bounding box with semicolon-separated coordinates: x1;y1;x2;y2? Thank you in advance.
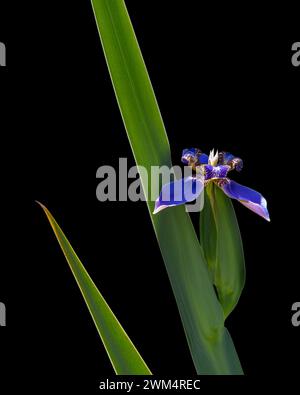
181;148;199;166
199;153;209;164
219;179;270;221
153;177;204;214
219;152;243;172
181;148;208;166
219;152;235;164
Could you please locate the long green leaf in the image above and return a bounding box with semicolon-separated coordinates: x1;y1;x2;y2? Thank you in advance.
91;0;243;374
200;183;246;318
38;202;152;375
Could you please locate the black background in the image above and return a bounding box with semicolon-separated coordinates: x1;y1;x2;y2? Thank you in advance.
0;0;299;391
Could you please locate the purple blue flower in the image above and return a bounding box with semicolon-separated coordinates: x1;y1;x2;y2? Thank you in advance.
153;148;270;221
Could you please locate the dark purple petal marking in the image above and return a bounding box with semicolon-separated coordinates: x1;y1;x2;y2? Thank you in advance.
153;176;204;214
219;179;270;221
181;148;200;166
219;152;243;172
181;148;208;167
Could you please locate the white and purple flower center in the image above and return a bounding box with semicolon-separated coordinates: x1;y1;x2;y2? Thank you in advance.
204;165;230;181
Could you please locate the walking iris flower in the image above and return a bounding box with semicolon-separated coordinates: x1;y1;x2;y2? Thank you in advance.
153;148;270;221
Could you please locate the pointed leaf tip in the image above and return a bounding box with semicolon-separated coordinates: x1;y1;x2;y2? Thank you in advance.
39;203;152;375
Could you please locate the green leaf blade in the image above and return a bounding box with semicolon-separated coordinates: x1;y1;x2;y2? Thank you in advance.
91;0;171;177
38;202;152;375
91;0;243;374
